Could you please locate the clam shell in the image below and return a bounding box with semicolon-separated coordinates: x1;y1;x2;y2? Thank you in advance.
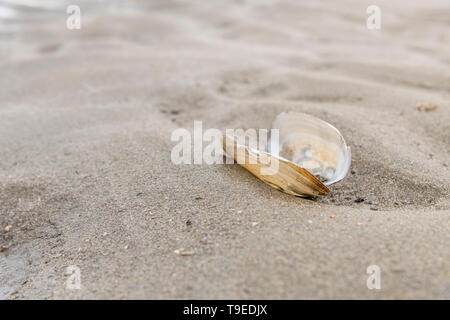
222;112;351;197
222;134;330;197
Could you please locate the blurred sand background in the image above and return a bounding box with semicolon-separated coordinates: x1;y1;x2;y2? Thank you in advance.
0;0;449;299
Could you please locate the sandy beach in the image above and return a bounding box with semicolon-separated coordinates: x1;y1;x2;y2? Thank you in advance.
0;0;449;299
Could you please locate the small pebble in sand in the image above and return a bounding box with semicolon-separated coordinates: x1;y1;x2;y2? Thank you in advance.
103;232;108;237
370;207;379;211
211;204;216;208
0;245;5;252
85;239;90;243
4;225;12;233
252;222;259;227
237;210;243;214
174;249;194;256
355;198;365;203
330;214;336;219
308;220;313;224
416;102;439;112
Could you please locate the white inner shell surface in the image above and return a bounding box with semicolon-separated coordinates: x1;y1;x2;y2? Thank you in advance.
268;112;351;186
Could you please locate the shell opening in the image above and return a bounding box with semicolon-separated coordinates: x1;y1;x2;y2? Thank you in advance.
268;112;351;186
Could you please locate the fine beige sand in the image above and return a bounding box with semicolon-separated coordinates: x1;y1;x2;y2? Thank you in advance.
0;0;449;299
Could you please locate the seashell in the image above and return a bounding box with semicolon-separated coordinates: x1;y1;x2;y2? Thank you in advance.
222;112;351;197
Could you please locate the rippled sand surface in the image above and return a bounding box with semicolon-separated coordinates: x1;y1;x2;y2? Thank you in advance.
0;0;449;299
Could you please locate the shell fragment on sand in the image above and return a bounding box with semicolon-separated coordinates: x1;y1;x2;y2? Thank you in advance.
222;112;351;197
